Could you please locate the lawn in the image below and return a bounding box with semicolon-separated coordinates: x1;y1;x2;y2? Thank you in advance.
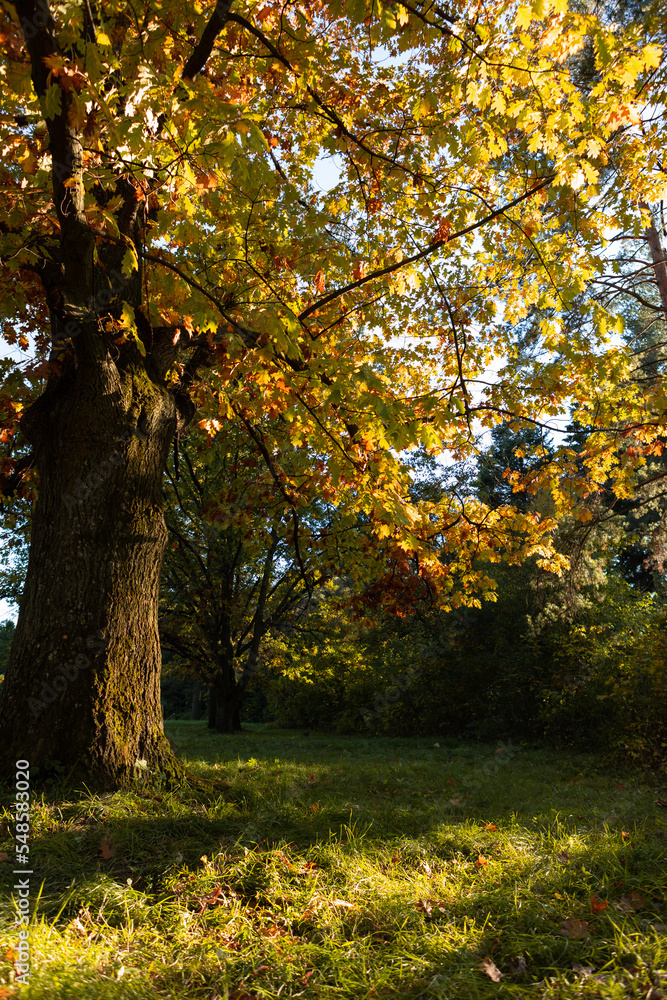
0;725;665;998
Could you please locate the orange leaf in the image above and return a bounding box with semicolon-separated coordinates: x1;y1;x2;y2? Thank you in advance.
314;270;326;294
590;894;608;913
476;854;488;867
352;262;366;281
484;824;498;831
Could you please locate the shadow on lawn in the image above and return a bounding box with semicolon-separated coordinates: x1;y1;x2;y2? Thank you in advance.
0;726;665;998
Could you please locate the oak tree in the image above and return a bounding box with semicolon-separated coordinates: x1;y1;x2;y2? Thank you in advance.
0;0;663;785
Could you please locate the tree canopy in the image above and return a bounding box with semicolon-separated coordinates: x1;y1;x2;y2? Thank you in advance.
0;0;665;785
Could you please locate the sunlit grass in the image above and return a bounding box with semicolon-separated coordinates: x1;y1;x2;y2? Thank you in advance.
0;725;665;998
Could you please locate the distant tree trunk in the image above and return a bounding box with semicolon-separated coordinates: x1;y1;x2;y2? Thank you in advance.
211;653;243;733
208;685;217;729
190;682;203;720
642;204;667;323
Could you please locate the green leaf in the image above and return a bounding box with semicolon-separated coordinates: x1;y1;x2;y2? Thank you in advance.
121;243;139;278
43;84;62;121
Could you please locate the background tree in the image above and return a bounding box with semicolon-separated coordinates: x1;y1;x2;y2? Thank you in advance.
159;420;364;732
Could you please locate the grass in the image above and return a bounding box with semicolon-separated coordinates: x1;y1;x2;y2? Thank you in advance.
0;724;666;998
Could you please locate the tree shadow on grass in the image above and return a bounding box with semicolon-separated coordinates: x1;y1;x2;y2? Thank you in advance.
0;726;664;998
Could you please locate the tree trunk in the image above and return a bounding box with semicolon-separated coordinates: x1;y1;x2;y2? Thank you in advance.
0;358;187;788
212;657;243;733
191;682;203;720
208;684;217;729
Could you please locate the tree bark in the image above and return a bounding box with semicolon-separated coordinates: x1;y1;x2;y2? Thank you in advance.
0;356;187;788
208;684;217;729
212;656;243;733
641;204;667;324
191;682;204;720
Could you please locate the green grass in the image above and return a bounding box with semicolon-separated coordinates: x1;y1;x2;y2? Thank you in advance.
1;725;666;998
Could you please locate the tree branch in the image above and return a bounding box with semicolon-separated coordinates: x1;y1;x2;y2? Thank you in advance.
182;0;234;80
298;176;554;320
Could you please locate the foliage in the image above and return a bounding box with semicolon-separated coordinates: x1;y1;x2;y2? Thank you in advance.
0;619;14;689
1;727;665;998
1;0;666;606
263;542;667;768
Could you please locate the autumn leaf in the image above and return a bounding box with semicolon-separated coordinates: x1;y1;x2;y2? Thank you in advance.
485;823;498;831
198;885;223;912
590;894;608;913
314;270;326;294
433;218;452;243
561;919;591;939
98;840;114;860
415;898;433;916
615;891;646;912
0;852;9;862
476;854;488;867
478;957;503;982
352;262;367;281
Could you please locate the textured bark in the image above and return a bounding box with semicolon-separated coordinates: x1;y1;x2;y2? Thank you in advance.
645;218;667;323
0;354;187;787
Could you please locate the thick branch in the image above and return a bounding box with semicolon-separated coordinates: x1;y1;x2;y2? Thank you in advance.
182;0;234;80
299;176;554;320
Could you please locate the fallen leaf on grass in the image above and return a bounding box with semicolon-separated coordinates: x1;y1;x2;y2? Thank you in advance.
507;955;528;977
655;799;667;808
615;890;646;912
0;853;9;862
197;885;223;912
67;916;88;935
590;894;608;913
98;840;114;860
478;957;503;982
260;924;287;938
573;963;595;975
302;894;358;919
476;854;488;867
556;850;570;862
561;919;591;939
485;824;498;831
415;898;433;916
